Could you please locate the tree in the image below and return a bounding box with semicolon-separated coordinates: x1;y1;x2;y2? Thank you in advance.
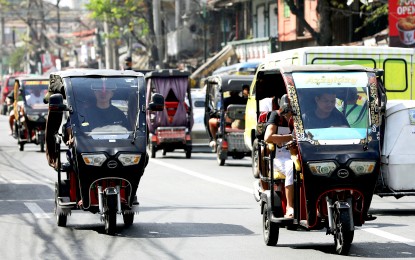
9;46;26;72
284;0;388;46
85;0;153;55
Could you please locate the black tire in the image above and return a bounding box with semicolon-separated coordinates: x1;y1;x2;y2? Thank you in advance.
13;121;18;138
263;202;279;246
162;150;166;156
54;181;67;227
217;148;225;166
40;139;45;152
104;195;117;235
123;212;134;227
186;150;191;159
334;207;354;255
252;139;260;178
19;143;24;151
150;144;156;158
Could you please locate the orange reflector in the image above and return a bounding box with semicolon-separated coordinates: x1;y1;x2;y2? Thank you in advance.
222;140;228;150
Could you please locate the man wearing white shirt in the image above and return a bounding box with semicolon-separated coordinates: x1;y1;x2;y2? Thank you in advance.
26;88;45;107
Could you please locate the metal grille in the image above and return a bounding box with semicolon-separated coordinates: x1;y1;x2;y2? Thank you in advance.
227;132;250;152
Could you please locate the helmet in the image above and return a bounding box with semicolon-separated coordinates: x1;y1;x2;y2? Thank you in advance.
279;94;292;115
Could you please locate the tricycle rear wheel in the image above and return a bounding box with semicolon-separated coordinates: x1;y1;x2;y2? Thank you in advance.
123;212;134;227
252;139;260;178
54;181;69;227
216;146;225;166
186;150;191;159
263;202;279;246
149;144;156;158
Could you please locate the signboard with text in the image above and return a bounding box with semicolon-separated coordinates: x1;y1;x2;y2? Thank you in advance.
389;0;415;47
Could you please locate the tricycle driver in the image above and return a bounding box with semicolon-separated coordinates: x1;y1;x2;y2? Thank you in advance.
81;81;129;131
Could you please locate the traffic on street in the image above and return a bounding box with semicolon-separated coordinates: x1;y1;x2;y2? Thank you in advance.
1;114;415;259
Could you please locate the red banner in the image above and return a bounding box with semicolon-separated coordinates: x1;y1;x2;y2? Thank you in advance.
389;0;415;47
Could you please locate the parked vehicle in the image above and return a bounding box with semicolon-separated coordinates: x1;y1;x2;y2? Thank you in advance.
204;74;253;165
376;100;415;198
145;69;194;158
190;89;210;151
44;69;164;235
212;61;260;76
12;76;49;151
256;64;386;255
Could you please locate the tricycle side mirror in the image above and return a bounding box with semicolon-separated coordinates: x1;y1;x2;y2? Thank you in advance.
148;93;164;111
48;93;68;112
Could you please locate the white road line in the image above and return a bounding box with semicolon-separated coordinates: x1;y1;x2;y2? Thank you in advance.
24;202;50;219
152;160;415;247
151;159;252;194
361;228;415;246
0;199;54;202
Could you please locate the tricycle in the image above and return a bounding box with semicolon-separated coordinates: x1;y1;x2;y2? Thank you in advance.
12;76;49;152
145;69;194;158
254;64;386;255
204;74;253;165
44;69;164;235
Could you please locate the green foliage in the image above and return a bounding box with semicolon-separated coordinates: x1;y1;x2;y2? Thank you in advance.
9;47;26;72
355;3;388;32
85;0;149;41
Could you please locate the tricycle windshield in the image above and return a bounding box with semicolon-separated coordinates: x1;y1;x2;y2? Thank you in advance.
293;71;370;144
22;79;49;109
69;76;141;140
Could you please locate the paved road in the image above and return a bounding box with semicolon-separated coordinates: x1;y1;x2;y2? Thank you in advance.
0;115;414;259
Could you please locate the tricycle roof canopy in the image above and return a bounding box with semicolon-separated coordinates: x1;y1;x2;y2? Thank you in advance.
50;69;145;78
145;69;190;78
206;74;254;92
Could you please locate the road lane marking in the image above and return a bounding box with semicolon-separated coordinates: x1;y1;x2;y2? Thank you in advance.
0;199;54;202
361;228;415;247
152;160;415;247
24;202;50;219
151;160;252;194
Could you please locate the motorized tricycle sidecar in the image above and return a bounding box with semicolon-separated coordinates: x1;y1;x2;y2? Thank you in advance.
145;69;194;158
257;65;386;255
376;99;415;198
12;76;49;152
204;74;253;166
45;69;164;235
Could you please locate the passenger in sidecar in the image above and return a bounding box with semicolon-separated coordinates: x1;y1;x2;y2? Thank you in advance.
256;94;295;217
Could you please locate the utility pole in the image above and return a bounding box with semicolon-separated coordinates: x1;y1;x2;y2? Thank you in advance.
0;14;4;76
153;0;163;67
56;0;61;61
0;12;4;76
104;13;111;69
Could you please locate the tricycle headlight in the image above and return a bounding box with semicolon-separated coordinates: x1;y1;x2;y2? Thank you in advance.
118;153;141;166
27;114;39;121
308;161;337;176
349;161;376;175
82;153;107;166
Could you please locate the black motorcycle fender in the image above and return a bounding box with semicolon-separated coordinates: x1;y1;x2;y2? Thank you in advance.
260;190;284;217
334;200;355;231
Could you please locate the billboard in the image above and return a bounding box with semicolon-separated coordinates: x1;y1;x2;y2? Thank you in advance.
389;0;415;47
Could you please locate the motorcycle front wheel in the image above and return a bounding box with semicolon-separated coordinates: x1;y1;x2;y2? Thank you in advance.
104;195;117;235
333;205;354;255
